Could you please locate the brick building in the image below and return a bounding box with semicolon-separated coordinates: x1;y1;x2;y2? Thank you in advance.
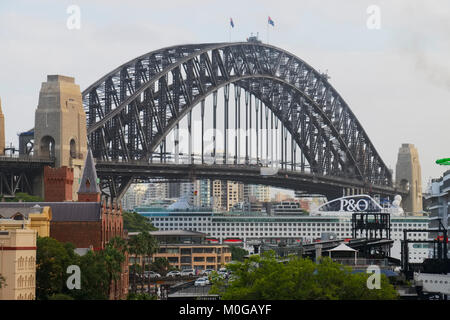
44;166;74;202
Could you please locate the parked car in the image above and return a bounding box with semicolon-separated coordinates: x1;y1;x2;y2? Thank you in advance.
202;269;214;276
194;277;210;287
181;269;195;277
218;267;228;278
144;271;161;279
166;270;181;277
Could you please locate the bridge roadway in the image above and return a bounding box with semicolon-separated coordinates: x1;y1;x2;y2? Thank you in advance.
0;155;54;197
0;155;54;168
95;160;407;199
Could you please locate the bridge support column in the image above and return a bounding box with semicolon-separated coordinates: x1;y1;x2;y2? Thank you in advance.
245;90;249;164
174;123;179;164
213;91;217;164
224;84;229;164
188;110;192;164
256;98;259;163
201;99;205;164
32;171;45;199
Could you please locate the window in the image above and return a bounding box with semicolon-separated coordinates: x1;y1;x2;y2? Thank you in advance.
70;139;77;158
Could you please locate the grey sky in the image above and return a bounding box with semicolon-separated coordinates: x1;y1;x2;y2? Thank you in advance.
1;0;449;188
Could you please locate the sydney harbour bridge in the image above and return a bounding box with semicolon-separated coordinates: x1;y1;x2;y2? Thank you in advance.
3;41;406;201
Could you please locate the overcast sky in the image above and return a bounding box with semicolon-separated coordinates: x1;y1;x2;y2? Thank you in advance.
1;0;449;189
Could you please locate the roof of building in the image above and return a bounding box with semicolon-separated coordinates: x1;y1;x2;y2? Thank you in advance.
128;230;206;237
78;149;101;194
329;243;357;252
150;230;206;237
0;202;102;222
0;203;44;219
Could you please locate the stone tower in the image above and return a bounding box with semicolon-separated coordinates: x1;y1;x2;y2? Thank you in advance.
34;75;87;200
395;143;423;215
0;97;5;155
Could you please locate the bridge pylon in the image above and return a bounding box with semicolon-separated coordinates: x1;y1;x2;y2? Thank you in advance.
34;75;88;200
395;143;423;215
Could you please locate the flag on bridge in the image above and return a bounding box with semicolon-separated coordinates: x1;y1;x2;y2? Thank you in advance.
268;16;275;26
230;17;234;28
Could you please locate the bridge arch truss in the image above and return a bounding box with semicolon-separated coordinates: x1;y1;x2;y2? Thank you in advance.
82;42;393;200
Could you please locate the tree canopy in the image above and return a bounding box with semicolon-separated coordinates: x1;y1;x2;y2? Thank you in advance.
36;236;126;300
36;237;78;300
210;251;398;300
229;245;249;262
123;211;157;233
2;192;43;202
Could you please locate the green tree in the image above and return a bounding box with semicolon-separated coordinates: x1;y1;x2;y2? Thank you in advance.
123;211;157;233
229;246;249;262
210;251;398;300
36;237;78;300
127;234;145;294
69;250;111;300
127;292;157;300
102;237;126;298
48;293;75;300
3;192;44;202
151;257;171;275
126;232;159;294
141;232;159;293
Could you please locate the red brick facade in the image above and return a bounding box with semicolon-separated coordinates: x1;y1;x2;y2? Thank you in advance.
50;221;102;249
50;201;125;250
43;166;73;202
78;192;101;202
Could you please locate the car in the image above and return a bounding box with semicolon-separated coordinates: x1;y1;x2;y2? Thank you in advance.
194;278;207;287
145;271;161;279
180;269;195;277
218;268;230;279
166;271;181;277
202;269;214;276
194;277;210;287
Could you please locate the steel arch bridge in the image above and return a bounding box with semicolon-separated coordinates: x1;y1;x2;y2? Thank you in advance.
82;41;398;200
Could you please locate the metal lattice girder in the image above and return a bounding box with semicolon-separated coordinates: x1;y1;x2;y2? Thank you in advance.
82;42;392;199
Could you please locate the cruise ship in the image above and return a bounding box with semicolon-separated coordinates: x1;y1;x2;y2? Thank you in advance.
135;195;430;263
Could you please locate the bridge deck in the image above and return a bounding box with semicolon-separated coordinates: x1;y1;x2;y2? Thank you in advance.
95;161;406;198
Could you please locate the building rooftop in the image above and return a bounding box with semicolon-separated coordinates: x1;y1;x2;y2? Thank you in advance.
78;149;101;194
143;230;206;237
0;202;101;222
47;75;75;83
0;203;44;219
